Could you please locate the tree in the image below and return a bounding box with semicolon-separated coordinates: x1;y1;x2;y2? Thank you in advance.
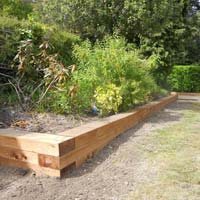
25;0;200;78
0;0;33;20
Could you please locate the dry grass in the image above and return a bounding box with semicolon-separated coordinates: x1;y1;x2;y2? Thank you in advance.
127;103;200;200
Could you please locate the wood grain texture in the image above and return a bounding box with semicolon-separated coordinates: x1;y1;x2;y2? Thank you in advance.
58;138;75;156
0;145;38;165
0;157;61;177
177;92;200;96
0;130;72;156
0;145;60;170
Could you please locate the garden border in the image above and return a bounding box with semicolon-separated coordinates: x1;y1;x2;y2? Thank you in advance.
177;92;200;96
0;93;178;177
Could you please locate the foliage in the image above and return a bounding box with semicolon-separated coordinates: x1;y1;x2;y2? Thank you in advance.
0;16;80;66
0;0;33;20
94;84;122;116
64;37;160;114
0;16;27;65
35;0;200;73
168;65;200;92
35;0;186;42
182;10;200;65
0;15;80;112
1;1;199;115
0;38;74;111
37;37;161;115
46;27;81;66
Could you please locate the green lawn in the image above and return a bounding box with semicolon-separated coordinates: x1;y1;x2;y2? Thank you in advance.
128;102;200;200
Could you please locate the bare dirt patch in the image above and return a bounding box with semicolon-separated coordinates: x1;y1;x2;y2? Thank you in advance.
0;107;98;134
0;96;166;134
0;96;199;200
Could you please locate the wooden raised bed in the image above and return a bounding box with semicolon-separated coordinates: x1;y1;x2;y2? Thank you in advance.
0;93;178;177
177;92;200;96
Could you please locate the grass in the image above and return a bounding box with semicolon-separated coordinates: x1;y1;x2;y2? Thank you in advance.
127;102;200;200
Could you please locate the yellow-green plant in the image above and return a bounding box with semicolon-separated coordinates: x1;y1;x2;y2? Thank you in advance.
94;84;122;116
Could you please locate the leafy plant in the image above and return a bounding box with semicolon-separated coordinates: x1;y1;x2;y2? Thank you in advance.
168;65;200;92
94;84;122;116
35;0;200;69
69;36;160;114
0;39;73;111
0;0;33;20
0;16;80;66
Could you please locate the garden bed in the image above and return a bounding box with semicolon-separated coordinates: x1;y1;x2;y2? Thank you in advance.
0;108;99;134
177;92;200;96
0;93;178;177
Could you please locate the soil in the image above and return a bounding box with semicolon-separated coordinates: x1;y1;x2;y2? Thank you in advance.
0;107;99;134
0;95;199;200
0;96;164;134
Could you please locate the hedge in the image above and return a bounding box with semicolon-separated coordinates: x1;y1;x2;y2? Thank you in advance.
168;65;200;92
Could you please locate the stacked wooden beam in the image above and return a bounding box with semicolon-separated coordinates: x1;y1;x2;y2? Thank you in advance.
0;93;178;177
177;92;200;96
0;130;75;176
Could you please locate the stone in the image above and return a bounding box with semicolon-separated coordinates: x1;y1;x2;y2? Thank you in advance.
0;108;12;127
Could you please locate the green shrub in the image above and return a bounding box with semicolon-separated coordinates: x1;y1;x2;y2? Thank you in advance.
0;0;33;20
46;26;81;65
0;16;80;66
37;89;72;114
65;36;160;114
0;16;80;110
0;16;27;65
39;36;161;115
168;65;200;92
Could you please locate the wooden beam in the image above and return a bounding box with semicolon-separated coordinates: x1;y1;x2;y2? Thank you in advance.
0;129;73;156
0;157;61;177
177;92;200;96
0;94;178;177
0;145;60;170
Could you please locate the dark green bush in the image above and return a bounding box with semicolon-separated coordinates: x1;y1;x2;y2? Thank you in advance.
168;65;200;92
0;16;80;66
0;16;27;65
0;16;80;109
35;0;200;72
46;26;81;65
0;0;33;20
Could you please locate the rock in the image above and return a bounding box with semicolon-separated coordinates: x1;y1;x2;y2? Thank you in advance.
0;121;7;128
0;108;11;127
18;169;28;176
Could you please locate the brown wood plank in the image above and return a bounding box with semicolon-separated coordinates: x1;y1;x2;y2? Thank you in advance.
0;145;38;165
38;154;60;169
58;138;75;156
0;145;60;170
177;92;200;96
60;129;125;169
0;157;61;177
59;94;178;170
0;94;178;176
58;94;177;149
0;130;72;156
